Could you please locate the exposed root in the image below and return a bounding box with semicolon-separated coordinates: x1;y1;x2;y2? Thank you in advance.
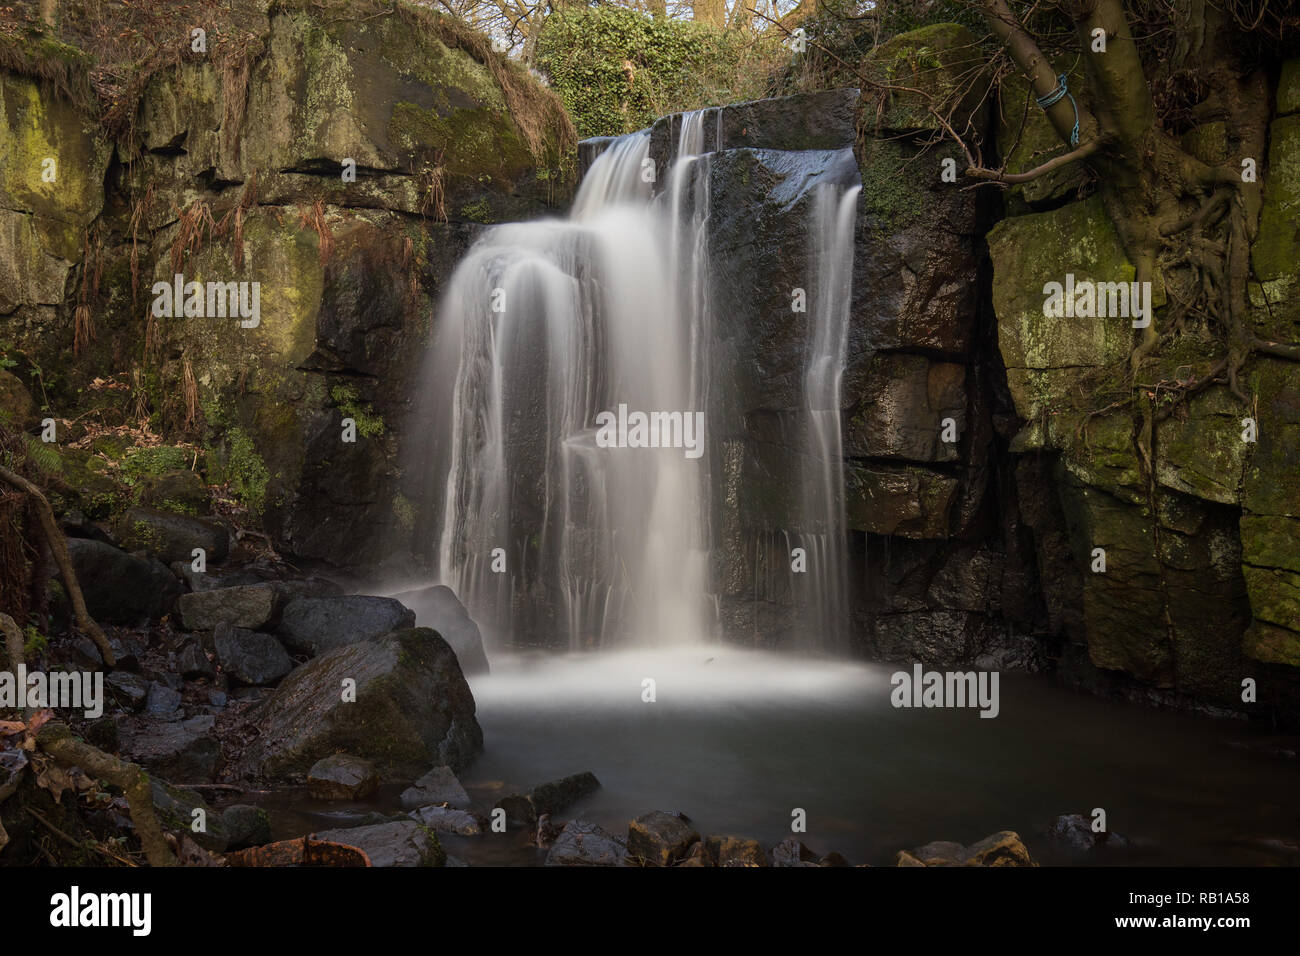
0;467;115;667
36;722;177;867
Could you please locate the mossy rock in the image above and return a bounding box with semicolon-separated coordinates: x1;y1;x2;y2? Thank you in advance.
55;447;129;519
1278;58;1300;116
1156;386;1249;506
988;196;1162;421
0;72;109;261
860;23;989;135
1251;114;1300;282
1241;359;1300;518
0;368;37;429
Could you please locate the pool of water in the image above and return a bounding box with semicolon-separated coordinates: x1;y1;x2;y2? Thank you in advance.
455;646;1299;866
247;645;1300;866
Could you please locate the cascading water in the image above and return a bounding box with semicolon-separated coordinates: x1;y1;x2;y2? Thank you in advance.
415;108;860;653
798;183;861;650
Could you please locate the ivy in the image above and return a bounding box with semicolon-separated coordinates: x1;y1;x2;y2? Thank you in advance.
536;8;779;138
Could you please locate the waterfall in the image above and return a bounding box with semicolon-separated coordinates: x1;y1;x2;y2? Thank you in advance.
799;184;861;650
415;109;859;653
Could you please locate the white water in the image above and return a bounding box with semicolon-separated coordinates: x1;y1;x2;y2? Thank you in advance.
418;111;860;652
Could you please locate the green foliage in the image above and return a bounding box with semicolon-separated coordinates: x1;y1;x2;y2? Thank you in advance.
331;384;385;438
224;427;270;515
23;624;46;659
21;435;63;476
120;445;189;485
878;0;987;40
536;8;780;138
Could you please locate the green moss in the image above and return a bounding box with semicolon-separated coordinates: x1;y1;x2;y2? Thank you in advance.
458;197;492;223
331;383;385;437
120;445;190;485
224;427;271;516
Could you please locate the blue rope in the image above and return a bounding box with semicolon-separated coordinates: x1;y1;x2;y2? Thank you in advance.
1035;73;1080;148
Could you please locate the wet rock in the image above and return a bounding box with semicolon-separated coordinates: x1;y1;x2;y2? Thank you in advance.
389;585;490;674
105;672;150;712
963;830;1036;866
400;766;471;810
177;584;282;631
910;831;1036;867
408;804;482;836
237;628;483;781
492;770;601;827
150;780;228;852
770;837;819;867
307;754;380;800
123;715;221;782
66;538;181;624
312;821;445;867
118;507;230;565
706;835;767;867
895;850;926;867
276;595;416;656
222;804;272;850
1047;813;1130;852
212;622;293;686
545;819;628;867
628;811;700;867
144;683;182;717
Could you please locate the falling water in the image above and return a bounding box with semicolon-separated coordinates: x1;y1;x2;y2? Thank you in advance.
799;184;861;650
416;110;859;652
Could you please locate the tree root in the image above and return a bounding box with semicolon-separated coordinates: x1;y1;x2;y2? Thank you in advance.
35;722;177;867
0;465;115;667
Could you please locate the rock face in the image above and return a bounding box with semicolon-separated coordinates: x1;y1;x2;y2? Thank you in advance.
389;585;490;674
276;595;416;656
237;628;483;782
0;2;574;576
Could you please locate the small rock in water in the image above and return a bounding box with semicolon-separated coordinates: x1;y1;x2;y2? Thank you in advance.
307;754;380;801
770;837;819;867
707;834;767;867
545;820;628;867
907;831;1036;867
408;804;483;836
1046;813;1129;851
628;810;700;867
400;766;470;809
222;804;272;850
312;821;445;867
493;770;601;827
